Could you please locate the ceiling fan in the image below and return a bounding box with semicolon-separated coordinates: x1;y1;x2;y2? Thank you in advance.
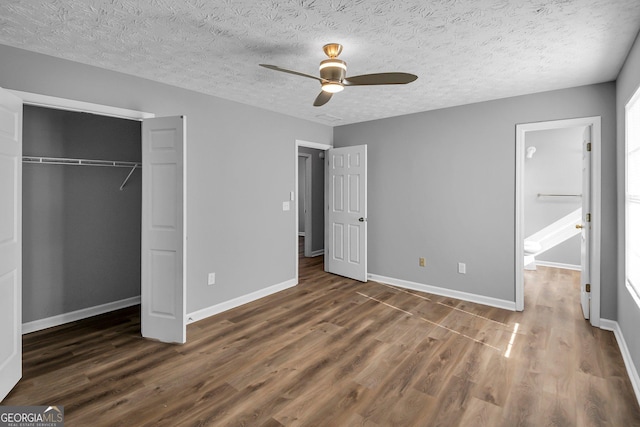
259;43;418;107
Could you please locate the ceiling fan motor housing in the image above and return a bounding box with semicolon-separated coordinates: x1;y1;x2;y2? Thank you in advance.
319;59;346;82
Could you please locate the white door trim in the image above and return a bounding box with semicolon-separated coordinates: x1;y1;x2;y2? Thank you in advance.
295;140;332;282
515;117;601;327
296;139;332;151
7;90;154;120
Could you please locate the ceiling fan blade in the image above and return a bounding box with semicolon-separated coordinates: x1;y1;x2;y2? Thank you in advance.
313;91;332;107
259;64;326;83
344;72;418;86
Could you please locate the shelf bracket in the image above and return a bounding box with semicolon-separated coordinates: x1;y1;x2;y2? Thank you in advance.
119;164;138;191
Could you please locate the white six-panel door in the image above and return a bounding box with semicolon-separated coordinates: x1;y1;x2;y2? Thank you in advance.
580;125;592;319
0;88;22;401
326;145;367;282
141;116;186;344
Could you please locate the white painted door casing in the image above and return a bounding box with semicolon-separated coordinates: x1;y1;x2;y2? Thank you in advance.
141;116;187;344
326;145;367;282
515;116;601;324
0;88;22;401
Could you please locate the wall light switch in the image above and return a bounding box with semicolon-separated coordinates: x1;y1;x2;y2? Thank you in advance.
283;201;290;211
208;272;216;285
458;263;466;274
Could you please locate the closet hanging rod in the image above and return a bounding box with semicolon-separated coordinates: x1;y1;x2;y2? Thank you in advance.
22;156;141;168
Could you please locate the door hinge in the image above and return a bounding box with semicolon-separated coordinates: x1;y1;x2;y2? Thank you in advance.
587;142;592;152
586;213;591;222
586;283;591;293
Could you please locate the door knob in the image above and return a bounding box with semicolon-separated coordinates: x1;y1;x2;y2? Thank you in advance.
359;217;365;222
575;224;584;229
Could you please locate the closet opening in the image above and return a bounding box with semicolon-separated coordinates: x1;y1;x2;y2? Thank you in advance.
22;104;143;334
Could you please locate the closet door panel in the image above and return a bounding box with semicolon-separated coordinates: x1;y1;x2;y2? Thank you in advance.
150;163;177;230
141;116;186;344
0;88;22;402
149;249;178;317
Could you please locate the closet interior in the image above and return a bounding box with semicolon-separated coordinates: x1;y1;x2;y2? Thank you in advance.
22;105;142;328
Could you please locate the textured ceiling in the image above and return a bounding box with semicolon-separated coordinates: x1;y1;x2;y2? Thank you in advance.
1;0;639;126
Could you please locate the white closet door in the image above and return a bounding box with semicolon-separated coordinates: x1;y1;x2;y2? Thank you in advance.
0;88;22;401
141;116;187;344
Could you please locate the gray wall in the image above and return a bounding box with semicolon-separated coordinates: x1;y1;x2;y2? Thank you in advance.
334;82;617;317
616;30;640;385
524;127;582;266
0;44;333;315
22;105;141;322
298;146;325;254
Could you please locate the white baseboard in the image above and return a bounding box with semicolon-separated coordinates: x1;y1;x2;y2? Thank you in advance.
368;274;516;311
311;249;324;257
600;319;640;408
22;296;141;334
535;260;581;271
186;278;297;324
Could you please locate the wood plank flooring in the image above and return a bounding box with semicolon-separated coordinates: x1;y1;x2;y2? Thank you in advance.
4;244;640;426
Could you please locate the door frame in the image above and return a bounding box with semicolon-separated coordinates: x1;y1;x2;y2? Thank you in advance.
295;139;332;281
8;90;154;120
515;116;601;326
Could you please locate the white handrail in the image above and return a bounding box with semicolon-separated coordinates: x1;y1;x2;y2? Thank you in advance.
525;208;582;256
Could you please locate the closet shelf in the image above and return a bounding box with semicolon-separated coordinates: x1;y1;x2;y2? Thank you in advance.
23;156;141;191
23;156;141;168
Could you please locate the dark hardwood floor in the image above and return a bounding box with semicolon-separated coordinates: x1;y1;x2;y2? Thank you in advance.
4;240;640;425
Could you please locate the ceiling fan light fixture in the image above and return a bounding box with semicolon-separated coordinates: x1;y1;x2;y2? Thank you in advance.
260;42;417;107
319;58;347;82
321;82;344;93
319;59;347;71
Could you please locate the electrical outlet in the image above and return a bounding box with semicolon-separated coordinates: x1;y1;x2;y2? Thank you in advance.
458;263;466;274
419;257;426;267
208;272;216;285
